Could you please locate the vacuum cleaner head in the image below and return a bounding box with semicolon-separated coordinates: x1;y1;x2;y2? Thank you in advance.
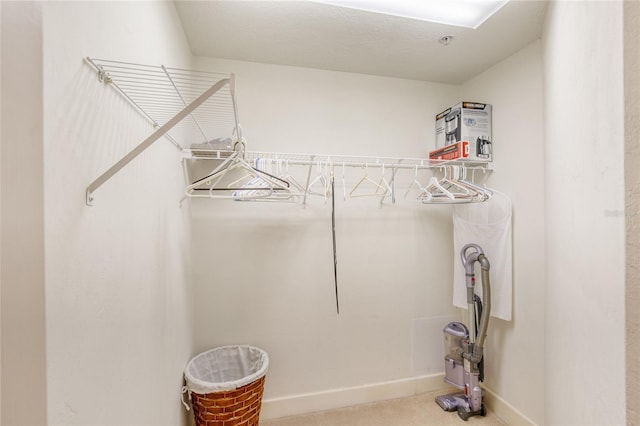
435;392;466;412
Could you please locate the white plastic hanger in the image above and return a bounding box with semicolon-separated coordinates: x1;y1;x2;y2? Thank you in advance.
184;152;293;200
342;163;347;201
421;165;492;204
422;176;455;201
277;159;306;195
306;160;331;200
350;164;389;198
405;165;427;200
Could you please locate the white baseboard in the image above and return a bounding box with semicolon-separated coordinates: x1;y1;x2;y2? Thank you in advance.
260;374;448;420
261;377;537;424
483;386;537;425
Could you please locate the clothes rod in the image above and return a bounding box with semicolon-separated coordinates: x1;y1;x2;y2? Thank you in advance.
183;149;492;172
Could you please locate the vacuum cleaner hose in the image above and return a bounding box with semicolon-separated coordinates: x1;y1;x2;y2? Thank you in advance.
471;255;491;362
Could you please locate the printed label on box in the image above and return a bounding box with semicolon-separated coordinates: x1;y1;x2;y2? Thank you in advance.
429;141;468;161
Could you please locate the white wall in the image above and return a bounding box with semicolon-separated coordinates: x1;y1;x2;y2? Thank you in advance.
10;2;628;424
1;2;47;424
1;2;2;419
189;57;463;407
42;2;194;425
543;2;625;425
462;40;545;425
188;50;546;422
625;2;640;423
0;2;2;420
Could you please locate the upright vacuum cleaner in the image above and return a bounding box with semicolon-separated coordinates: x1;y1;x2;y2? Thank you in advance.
435;243;491;421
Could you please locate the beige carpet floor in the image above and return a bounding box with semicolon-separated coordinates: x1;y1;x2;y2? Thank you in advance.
260;390;506;426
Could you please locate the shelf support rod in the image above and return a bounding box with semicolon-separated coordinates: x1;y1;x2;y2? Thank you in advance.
161;65;208;143
86;76;233;206
84;57;183;150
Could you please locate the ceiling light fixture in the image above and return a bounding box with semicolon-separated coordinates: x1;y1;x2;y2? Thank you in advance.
311;0;510;29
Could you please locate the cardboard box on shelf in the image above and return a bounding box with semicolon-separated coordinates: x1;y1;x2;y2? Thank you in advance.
429;141;468;161
435;102;492;161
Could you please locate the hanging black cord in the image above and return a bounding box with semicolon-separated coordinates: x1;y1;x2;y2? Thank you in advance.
331;173;339;314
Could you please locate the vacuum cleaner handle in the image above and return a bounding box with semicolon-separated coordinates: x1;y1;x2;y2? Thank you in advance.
461;243;484;274
461;243;484;309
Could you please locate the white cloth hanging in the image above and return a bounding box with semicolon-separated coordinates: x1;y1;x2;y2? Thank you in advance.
452;191;513;321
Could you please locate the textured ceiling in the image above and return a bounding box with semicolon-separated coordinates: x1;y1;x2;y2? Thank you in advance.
174;0;547;84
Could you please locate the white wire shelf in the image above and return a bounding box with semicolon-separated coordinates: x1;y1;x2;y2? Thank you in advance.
84;56;492;205
85;57;240;149
183;148;493;171
85;57;240;205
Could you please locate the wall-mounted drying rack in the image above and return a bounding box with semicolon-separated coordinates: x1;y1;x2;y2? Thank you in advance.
84;57;241;205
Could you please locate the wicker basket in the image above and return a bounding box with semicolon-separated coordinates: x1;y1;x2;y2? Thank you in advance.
184;345;269;426
190;375;266;426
